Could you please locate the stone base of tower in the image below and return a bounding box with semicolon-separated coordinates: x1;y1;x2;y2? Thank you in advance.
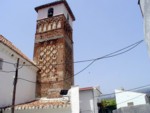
36;82;72;98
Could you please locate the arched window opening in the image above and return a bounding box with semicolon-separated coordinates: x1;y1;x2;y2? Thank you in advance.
43;24;47;32
38;25;42;33
48;23;52;30
57;21;61;28
48;8;54;18
52;22;56;30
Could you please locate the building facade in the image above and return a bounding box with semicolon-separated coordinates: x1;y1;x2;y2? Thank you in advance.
79;87;101;113
33;0;75;98
2;86;80;113
0;35;38;108
115;89;150;109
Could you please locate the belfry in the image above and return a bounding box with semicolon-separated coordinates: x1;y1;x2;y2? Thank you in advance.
33;0;75;98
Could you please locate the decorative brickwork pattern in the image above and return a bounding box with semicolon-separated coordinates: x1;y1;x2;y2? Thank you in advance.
64;41;74;89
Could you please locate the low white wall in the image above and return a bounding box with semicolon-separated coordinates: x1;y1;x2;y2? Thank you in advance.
3;108;71;113
70;86;79;113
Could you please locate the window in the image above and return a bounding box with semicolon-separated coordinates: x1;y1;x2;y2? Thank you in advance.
127;102;134;106
48;8;54;17
0;58;3;70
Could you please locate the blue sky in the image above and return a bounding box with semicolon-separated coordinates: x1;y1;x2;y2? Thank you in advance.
0;0;150;94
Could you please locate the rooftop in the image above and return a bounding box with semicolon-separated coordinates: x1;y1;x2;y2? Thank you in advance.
5;99;70;110
0;35;37;67
80;87;94;91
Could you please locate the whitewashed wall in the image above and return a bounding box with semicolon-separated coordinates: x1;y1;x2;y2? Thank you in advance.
0;43;38;107
37;4;73;27
79;87;100;113
70;86;79;113
3;108;71;113
115;89;147;109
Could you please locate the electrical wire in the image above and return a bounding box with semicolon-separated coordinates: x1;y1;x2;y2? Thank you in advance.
0;70;15;73
116;90;150;106
11;39;144;85
43;39;143;85
96;40;143;59
2;60;16;65
0;39;144;88
99;84;150;97
0;39;142;75
0;85;150;110
0;40;143;67
0;65;24;73
16;72;150;98
18;78;36;84
117;94;144;105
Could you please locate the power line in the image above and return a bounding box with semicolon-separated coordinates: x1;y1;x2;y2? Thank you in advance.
117;94;143;105
0;85;150;110
116;90;150;105
40;39;144;85
99;84;150;97
0;40;143;73
0;64;25;74
0;39;144;92
10;39;144;85
24;39;143;67
17;72;150;97
18;78;36;84
72;40;143;79
2;60;16;65
0;40;144;68
0;70;15;73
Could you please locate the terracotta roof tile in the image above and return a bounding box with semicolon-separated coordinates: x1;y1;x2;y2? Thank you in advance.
6;99;70;110
80;87;93;91
0;35;37;67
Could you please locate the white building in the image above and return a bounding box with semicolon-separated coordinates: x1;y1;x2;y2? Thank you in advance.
79;87;101;113
2;86;79;113
0;85;102;113
115;89;150;109
0;35;38;108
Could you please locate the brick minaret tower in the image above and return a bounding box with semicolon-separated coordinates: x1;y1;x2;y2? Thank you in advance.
33;0;75;98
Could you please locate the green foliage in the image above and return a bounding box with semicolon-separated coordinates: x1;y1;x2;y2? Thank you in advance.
98;99;116;113
101;99;116;108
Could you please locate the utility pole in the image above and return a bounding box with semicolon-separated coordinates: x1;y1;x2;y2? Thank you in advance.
11;58;19;113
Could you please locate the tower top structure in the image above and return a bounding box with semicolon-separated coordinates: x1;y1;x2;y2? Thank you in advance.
35;0;75;21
